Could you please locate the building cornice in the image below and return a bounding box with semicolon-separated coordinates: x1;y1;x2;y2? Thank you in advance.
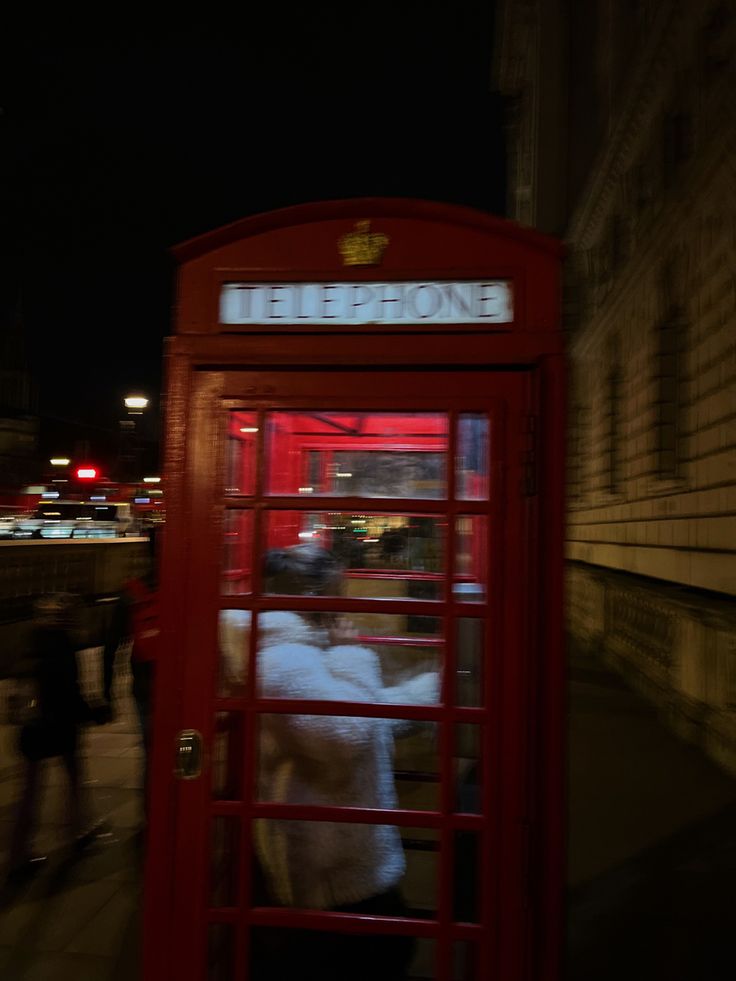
570;116;736;359
494;0;537;95
566;2;687;249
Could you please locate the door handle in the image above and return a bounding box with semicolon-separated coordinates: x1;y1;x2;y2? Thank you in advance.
174;729;204;780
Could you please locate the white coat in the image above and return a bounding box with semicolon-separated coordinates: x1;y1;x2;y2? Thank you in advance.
218;609;439;908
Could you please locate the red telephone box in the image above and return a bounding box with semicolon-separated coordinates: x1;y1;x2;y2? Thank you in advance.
145;199;565;981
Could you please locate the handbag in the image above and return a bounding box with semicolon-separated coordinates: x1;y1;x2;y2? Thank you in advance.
4;679;40;727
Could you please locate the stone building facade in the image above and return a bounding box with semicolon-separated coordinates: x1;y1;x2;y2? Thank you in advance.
495;0;736;773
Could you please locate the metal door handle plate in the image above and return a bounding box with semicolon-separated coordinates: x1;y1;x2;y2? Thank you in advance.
175;728;203;780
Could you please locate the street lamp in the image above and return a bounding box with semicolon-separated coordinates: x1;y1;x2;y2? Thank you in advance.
124;395;149;414
119;394;149;481
47;456;71;489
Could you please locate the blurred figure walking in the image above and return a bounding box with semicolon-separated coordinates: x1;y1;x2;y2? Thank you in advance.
103;526;162;817
5;593;109;881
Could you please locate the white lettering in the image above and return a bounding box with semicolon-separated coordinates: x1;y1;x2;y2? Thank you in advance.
379;283;405;319
350;284;375;317
266;286;286;318
320;285;339;318
292;285;309;319
442;283;473;319
474;283;502;318
220;281;512;325
408;284;442;319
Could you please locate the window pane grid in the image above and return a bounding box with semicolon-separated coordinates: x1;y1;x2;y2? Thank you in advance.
220;405;495;979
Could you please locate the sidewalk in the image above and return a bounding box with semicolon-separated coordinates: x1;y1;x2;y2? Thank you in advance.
0;649;143;981
565;647;736;980
1;645;736;980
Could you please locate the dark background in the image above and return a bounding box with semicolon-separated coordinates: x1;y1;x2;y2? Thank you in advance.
1;9;505;469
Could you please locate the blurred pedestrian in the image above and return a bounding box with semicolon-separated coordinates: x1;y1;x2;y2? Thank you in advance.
380;525;409;565
5;593;109;882
103;526;162;816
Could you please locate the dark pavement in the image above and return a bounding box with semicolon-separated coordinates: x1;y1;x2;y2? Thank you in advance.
1;644;735;979
0;649;142;981
566;647;736;980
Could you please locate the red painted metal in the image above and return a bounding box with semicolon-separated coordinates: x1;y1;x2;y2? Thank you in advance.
146;199;564;981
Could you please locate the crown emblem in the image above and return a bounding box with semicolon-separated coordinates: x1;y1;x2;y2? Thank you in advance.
338;220;389;266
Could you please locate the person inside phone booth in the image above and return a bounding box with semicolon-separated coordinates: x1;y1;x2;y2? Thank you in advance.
233;543;439;980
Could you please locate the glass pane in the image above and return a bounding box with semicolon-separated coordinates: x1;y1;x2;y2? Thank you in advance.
212;712;244;801
412;939;437;980
250;928;429;980
264;411;448;498
456;618;483;707
222;510;253;596
252;820;438;916
263;512;446;599
401;828;440;918
256;715;440;810
453;832;481;922
218;610;251;697
207;924;234;981
453;941;478;980
454;516;487;602
210;817;239;907
457;414;490;500
226;410;258;495
255;611;442;705
455;725;481;815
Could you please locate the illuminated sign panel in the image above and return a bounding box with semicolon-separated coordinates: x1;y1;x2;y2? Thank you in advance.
220;281;513;326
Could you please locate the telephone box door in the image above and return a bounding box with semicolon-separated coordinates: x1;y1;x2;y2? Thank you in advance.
163;365;537;981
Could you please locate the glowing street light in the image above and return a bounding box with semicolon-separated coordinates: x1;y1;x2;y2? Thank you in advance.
124;395;149;412
50;457;71;467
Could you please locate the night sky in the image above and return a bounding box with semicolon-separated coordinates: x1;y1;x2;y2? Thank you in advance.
2;9;504;469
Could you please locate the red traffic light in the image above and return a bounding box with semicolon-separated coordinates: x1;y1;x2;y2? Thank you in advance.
75;466;99;480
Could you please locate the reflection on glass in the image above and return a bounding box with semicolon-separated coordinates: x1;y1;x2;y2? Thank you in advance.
212;712;244;801
250;928;429;979
453;833;480;922
217;609;252;696
330;451;445;499
256;715;440;811
456;618;483;707
211;817;239;907
452;941;478;979
264;411;448;498
263;511;446;599
454;725;481;815
255;611;441;705
457;414;490;500
394;724;442;811
222;510;253;595
226;411;258;496
207;924;234;981
411;940;437;980
454;516;487;602
400;828;439;918
252;819;437;916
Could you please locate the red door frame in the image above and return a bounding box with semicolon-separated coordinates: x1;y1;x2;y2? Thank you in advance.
145;199;564;981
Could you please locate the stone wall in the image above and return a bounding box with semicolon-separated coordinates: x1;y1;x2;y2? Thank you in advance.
565;0;736;593
568;561;736;776
561;1;736;777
